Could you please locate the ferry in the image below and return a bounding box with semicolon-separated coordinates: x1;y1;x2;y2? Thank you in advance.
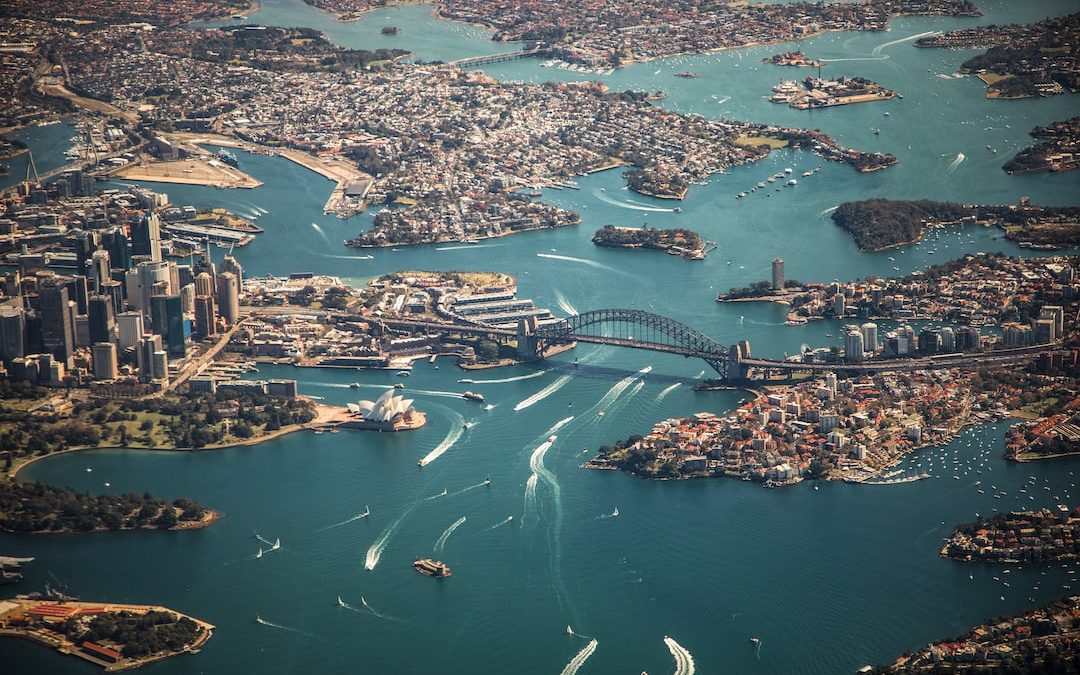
414;558;452;578
349;382;360;388
463;391;485;402
217;149;239;167
394;383;405;389
674;71;700;78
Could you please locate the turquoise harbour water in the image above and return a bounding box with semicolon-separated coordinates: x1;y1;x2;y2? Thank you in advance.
4;1;1080;672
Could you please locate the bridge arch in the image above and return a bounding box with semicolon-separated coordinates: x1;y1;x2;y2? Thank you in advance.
534;308;730;377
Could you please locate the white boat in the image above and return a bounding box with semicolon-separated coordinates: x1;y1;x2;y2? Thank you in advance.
395;370;411;377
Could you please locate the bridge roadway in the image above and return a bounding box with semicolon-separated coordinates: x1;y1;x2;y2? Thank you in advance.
450;48;550;68
377;317;1054;376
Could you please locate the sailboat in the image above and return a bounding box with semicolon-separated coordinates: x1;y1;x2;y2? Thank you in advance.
337;596;346;607
484;476;491;486
271;538;281;551
566;625;574;635
256;548;263;559
611;507;619;517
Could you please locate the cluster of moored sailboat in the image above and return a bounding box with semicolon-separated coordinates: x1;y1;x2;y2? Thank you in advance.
735;165;821;199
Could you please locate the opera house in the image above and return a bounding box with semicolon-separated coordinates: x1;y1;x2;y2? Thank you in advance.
344;389;426;431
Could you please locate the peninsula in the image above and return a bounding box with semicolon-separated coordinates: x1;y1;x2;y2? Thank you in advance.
0;598;214;671
941;508;1080;563
0;481;217;534
831;199;1080;251
591;225;709;260
1004;117;1080;175
874;595;1080;672
915;12;1079;99
0;18;900;247
588;369;984;486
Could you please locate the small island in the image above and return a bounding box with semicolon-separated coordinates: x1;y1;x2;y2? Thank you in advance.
1004;117;1080;175
381;26;400;35
941;508;1080;563
769;76;897;110
762;51;823;68
831;199;1080;252
0;481;217;534
0;598;213;671
591;225;710;260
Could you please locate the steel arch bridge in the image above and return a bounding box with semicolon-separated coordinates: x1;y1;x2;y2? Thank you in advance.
534;308;731;378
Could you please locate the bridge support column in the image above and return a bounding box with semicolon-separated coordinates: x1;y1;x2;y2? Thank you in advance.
516;317;542;360
728;340;751;380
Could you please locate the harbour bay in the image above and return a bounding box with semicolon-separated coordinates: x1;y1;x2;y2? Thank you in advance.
3;0;1080;672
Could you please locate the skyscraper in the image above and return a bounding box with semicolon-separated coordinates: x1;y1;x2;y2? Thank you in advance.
38;276;75;367
0;305;25;364
221;255;243;292
116;314;143;356
771;257;784;291
195;272;214;297
844;327;865;362
92;342;119;380
216;271;240;326
131;213;162;262
87;294;115;345
102;226;131;272
194;295;217;339
832;293;846;318
89;249;111;293
860;322;878;354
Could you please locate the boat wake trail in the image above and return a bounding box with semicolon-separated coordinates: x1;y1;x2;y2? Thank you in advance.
594;190;675;213
418;411;465;467
594;366;652;412
554;289;579;316
514;375;573;412
255;614;317;639
253;531;276;547
872;30;941;56
434;516;467;552
536;253;616;273
316;508;370;532
522;474;538;522
365;504;416;570
487;515;514;530
559;638;599;675
657;383;680;401
664;636;697;675
360;596;402;622
448;481;487;497
543;416;575;438
310;222;330;244
425;488;449;501
460;371;545;385
946;152;966;174
595;507;619;520
338;596;404;622
407;388;470;400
